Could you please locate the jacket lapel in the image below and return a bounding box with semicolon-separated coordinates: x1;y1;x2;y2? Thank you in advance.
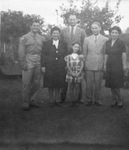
74;27;79;38
58;40;61;50
90;35;94;43
97;34;102;44
66;27;71;41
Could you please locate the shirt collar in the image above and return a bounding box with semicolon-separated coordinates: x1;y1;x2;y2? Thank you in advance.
69;25;77;30
53;39;59;43
53;39;59;48
30;31;38;37
93;33;100;38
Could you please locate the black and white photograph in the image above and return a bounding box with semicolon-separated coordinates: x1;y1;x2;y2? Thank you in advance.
0;0;129;149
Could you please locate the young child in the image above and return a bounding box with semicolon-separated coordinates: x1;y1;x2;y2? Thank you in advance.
65;42;84;107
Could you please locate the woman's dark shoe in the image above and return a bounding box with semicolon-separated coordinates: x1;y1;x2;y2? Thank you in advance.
116;101;124;109
69;101;79;107
49;102;56;108
110;101;118;108
55;102;62;107
86;101;92;106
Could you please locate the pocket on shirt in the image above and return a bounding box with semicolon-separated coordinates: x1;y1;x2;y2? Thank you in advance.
25;40;35;46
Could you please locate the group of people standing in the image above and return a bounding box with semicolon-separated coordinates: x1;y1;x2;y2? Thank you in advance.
18;13;128;111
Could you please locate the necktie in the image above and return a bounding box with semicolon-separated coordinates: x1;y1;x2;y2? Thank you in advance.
95;36;97;43
71;27;74;40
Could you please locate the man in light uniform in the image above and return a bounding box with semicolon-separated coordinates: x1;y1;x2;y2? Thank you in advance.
18;20;45;110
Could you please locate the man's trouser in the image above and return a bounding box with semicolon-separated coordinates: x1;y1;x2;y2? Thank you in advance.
85;70;103;102
22;64;41;104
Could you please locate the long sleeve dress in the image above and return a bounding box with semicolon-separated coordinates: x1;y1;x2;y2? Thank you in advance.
41;39;67;88
105;38;126;88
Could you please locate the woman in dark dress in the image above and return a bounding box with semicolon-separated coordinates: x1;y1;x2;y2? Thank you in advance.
104;26;127;108
41;27;67;107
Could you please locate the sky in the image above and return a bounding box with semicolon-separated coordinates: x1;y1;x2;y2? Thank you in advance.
1;0;129;32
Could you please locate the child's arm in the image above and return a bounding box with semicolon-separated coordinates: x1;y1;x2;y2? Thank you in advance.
66;61;75;77
76;61;84;77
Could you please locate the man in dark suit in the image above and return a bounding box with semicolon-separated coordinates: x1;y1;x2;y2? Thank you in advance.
60;13;86;105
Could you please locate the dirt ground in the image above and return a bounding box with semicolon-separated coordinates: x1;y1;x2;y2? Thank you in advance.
0;76;129;150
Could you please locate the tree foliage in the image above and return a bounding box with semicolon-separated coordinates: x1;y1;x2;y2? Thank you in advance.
1;10;44;43
60;0;122;35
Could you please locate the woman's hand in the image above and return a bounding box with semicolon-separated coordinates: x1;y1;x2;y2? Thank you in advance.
41;67;46;73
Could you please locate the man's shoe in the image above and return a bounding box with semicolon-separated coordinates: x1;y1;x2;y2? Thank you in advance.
78;99;84;104
22;103;30;111
94;101;102;106
86;101;92;106
110;101;117;108
30;102;40;108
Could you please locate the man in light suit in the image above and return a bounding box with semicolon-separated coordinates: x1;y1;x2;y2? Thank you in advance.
60;14;86;105
83;21;108;106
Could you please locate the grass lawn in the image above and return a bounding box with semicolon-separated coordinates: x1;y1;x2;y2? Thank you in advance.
0;76;129;150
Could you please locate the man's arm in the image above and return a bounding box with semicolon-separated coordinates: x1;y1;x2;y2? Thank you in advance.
81;29;86;45
104;54;108;71
60;29;65;42
42;36;45;43
66;60;75;77
81;29;86;52
82;38;88;70
41;41;48;73
83;38;88;59
41;36;46;73
18;36;27;71
103;39;108;70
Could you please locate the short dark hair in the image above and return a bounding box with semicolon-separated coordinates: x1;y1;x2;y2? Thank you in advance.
109;26;122;34
91;21;101;28
51;26;60;34
32;19;40;24
68;13;77;18
72;41;80;46
71;42;81;54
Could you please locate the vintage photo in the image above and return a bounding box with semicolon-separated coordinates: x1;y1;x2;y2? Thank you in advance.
0;0;129;149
